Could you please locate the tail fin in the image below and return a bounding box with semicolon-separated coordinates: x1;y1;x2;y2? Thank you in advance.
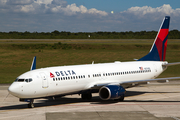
138;16;170;61
30;56;36;70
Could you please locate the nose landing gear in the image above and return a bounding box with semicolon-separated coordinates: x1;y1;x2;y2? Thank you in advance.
20;98;35;108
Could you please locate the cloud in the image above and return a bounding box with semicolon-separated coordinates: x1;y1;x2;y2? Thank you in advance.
50;3;108;16
6;0;34;5
122;4;180;17
34;0;53;5
0;0;108;16
51;0;67;7
0;3;180;32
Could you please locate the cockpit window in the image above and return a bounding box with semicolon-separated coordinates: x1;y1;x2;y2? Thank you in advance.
15;78;33;82
25;79;29;82
29;78;32;82
17;79;25;82
25;78;33;83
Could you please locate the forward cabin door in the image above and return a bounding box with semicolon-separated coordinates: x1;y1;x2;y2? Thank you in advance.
40;72;48;88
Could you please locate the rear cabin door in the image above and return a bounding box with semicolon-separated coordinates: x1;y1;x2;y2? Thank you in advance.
153;64;158;78
40;72;48;88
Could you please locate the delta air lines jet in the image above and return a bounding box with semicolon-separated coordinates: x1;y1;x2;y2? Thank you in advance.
8;16;180;108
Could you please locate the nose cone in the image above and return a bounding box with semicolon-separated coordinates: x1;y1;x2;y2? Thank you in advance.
8;83;20;97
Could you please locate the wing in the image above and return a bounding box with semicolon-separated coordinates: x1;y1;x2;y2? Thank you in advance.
90;77;180;89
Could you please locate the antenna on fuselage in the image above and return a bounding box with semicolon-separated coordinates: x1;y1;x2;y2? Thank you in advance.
30;56;36;70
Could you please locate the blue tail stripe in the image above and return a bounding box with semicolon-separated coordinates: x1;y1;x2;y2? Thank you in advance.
138;45;160;61
161;16;170;29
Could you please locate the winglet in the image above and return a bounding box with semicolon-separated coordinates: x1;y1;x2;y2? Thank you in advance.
30;56;36;71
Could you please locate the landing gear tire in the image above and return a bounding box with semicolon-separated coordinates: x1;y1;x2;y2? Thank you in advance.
119;95;124;101
81;93;92;100
28;99;34;108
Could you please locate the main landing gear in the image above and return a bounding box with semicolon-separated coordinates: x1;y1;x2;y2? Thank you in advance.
28;99;34;108
81;93;92;100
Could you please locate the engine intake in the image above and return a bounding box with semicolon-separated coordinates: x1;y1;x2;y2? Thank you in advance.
99;85;125;100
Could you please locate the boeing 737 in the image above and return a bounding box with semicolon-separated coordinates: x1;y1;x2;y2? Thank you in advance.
8;16;180;108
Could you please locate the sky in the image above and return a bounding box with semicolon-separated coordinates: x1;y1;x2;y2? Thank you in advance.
0;0;180;32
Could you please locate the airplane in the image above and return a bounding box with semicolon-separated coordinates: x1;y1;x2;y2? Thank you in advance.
8;16;180;108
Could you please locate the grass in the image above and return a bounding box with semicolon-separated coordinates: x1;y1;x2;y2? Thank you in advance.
0;39;180;84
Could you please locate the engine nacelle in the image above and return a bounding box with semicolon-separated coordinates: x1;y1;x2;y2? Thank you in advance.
99;85;125;100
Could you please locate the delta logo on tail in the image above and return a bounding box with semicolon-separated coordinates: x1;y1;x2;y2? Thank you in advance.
138;16;170;61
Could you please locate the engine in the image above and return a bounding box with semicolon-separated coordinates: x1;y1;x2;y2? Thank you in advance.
99;85;125;100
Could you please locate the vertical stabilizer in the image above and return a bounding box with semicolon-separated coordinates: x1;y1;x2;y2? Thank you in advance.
138;16;170;61
30;56;36;70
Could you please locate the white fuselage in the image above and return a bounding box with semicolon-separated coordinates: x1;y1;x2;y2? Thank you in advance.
8;61;167;99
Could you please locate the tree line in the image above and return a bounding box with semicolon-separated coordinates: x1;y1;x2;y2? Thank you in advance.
0;30;180;39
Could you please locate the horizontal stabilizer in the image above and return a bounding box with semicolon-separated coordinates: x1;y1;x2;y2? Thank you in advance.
163;62;180;66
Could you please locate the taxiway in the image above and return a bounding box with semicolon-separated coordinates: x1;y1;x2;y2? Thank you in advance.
1;81;180;120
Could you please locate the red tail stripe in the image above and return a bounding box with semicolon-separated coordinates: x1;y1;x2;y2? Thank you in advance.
163;40;168;61
157;29;169;41
155;29;169;61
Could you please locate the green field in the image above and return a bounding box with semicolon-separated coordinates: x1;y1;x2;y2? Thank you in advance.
0;39;180;84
